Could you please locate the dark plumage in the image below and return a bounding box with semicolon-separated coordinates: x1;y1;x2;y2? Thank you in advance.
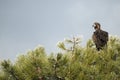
92;22;108;51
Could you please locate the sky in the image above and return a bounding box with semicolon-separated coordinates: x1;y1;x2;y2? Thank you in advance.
0;0;120;61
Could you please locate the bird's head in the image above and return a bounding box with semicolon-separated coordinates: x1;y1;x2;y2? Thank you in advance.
92;22;101;30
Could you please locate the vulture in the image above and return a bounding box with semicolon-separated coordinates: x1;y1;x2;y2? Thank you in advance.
92;22;108;51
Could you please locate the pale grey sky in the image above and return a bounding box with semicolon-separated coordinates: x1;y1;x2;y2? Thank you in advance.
0;0;120;61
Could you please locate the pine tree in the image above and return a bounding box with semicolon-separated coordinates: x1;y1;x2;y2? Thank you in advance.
0;35;120;80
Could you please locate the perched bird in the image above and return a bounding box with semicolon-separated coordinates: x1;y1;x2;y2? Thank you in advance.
92;22;108;51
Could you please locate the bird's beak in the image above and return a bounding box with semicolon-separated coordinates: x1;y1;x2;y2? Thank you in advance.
92;24;95;27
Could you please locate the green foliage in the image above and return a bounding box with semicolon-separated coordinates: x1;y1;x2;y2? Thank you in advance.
0;35;120;80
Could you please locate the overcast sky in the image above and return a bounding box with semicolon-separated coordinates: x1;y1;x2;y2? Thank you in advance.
0;0;120;61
